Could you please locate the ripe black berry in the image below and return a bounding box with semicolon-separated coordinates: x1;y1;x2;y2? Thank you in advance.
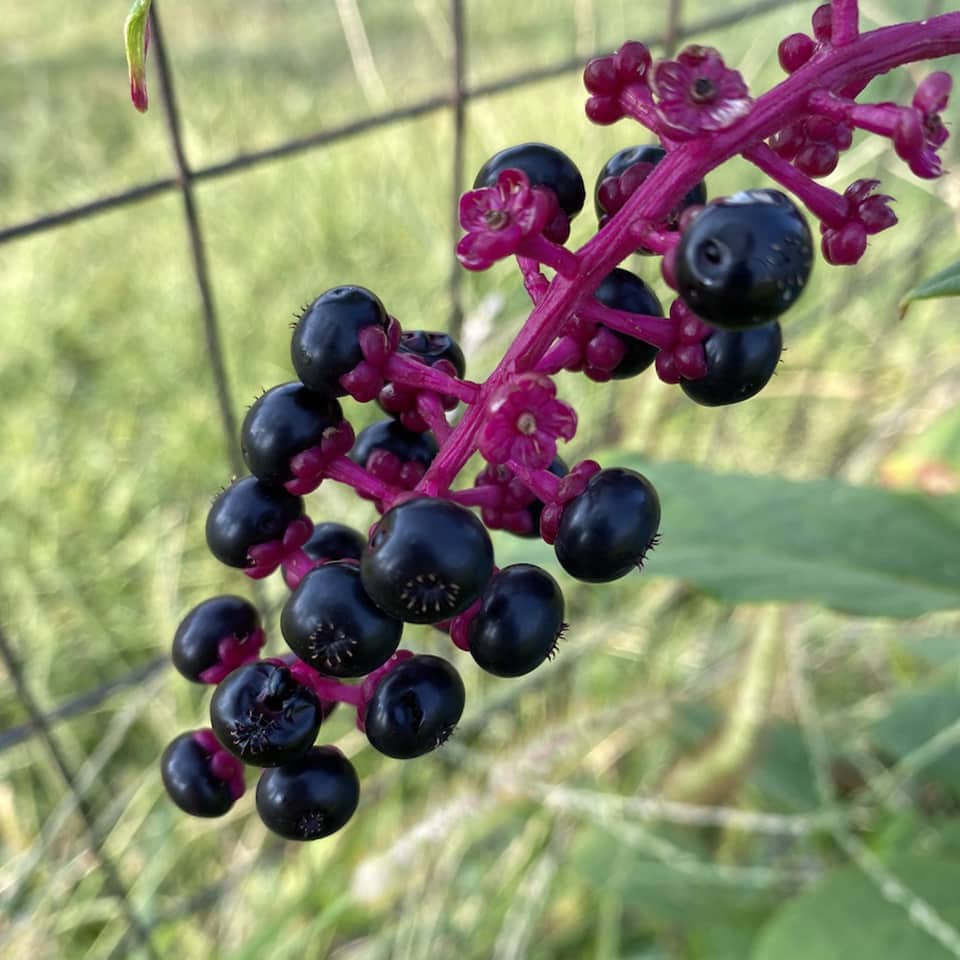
681;321;783;406
160;732;236;818
240;382;343;483
281;562;403;677
593;268;664;379
675;189;813;330
397;330;466;379
255;746;360;841
205;476;303;569
282;521;367;589
172;595;260;683
352;420;438;474
474;142;586;225
291;286;389;395
554;467;661;582
210;661;321;766
594;145;707;228
361;498;494;624
469;564;565;677
364;654;465;759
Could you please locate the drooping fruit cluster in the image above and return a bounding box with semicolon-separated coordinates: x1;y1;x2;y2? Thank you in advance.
161;1;957;842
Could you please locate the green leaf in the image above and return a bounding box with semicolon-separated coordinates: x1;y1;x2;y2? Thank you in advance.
495;457;960;618
753;856;960;960
899;260;960;317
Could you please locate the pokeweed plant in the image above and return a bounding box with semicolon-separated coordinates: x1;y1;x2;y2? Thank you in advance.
128;2;960;841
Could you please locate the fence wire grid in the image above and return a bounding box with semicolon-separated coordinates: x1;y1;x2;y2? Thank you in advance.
2;0;958;958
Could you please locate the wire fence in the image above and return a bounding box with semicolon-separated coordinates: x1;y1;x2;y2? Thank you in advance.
4;0;929;954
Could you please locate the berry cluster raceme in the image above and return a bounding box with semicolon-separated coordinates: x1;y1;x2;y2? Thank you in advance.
161;2;957;840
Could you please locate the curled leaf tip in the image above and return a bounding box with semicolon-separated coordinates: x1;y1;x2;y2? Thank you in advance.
124;0;153;113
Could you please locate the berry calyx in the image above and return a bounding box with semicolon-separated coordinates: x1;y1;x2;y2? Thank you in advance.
210;661;322;766
468;564;566;677
554;467;661;582
363;654;465;759
361;498;494;624
675;189;813;330
255;746;360;841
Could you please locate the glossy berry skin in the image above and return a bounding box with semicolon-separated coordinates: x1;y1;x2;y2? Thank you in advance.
594;145;707;227
675;189;813;330
361;498;494;624
241;382;343;483
352;420;438;472
555;467;661;583
397;331;466;379
282;522;367;589
681;322;783;407
474;142;586;221
256;746;360;841
172;595;260;683
161;732;235;818
364;654;465;759
205;477;303;569
210;662;321;766
469;564;565;677
593;268;663;379
281;562;403;677
291;286;389;396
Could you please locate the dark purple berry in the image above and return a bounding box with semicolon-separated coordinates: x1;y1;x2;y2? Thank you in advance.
469;564;565;677
675;189;813;330
240;382;343;483
397;331;466;379
361;497;494;624
681;322;783;407
474;142;586;225
172;595;260;683
281;521;367;589
255;746;360;841
291;286;388;396
363;654;465;759
161;732;236;818
281;562;403;677
554;467;661;583
593;268;664;379
352;420;438;474
594;145;706;229
210;661;321;766
205;477;303;569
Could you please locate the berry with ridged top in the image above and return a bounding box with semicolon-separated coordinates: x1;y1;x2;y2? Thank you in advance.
594;145;707;230
681;321;783;406
473;142;586;242
160;731;239;818
363;654;465;759
291;285;389;396
361;498;494;624
555;467;661;583
241;382;343;483
205;477;304;570
675;189;813;330
469;564;565;677
591;268;664;379
281;562;403;677
256;746;360;841
210;661;322;766
172;594;262;683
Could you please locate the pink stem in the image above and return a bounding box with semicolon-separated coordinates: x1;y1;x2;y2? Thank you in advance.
506;459;560;502
289;661;366;706
516;235;580;279
619;84;664;134
832;0;860;47
518;256;550;303
449;485;503;508
323;457;403;504
629;225;680;255
535;335;582;374
416;12;960;500
416;392;452;443
383;353;480;403
743;142;849;227
282;549;319;585
577;301;677;350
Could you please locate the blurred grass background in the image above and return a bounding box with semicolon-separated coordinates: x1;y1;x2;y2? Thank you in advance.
2;0;960;957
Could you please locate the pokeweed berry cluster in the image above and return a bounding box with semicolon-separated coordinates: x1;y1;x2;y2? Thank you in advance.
160;2;958;842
